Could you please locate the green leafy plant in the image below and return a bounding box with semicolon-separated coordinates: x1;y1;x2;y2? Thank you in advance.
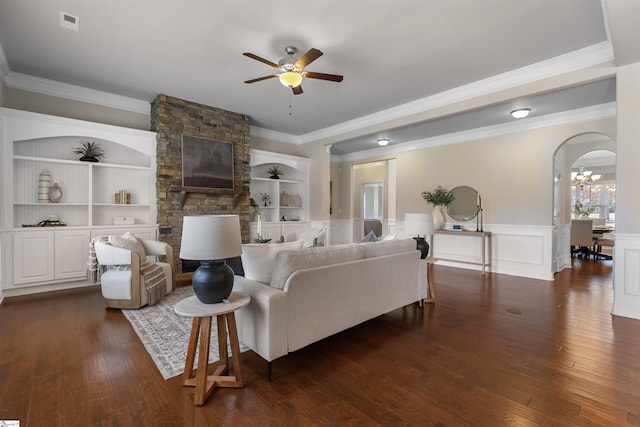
421;185;455;206
249;197;260;215
73;141;105;162
266;165;284;179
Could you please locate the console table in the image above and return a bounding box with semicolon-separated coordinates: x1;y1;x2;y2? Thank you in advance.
430;229;492;275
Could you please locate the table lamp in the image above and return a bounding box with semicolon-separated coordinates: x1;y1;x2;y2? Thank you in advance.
404;213;434;259
179;215;242;303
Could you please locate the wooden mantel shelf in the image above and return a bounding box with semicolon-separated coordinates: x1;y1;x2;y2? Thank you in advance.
169;185;248;208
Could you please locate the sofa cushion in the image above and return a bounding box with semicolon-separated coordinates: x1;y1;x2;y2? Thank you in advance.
270;244;365;290
241;240;304;284
361;238;416;258
108;231;147;260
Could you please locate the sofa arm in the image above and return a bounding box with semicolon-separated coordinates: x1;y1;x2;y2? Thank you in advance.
233;276;288;362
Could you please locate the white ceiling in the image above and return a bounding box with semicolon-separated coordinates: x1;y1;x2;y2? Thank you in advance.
0;0;638;156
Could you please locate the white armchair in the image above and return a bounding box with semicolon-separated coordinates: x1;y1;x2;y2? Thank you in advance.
93;235;174;309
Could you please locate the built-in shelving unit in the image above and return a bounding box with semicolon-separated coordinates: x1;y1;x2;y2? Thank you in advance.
249;149;310;241
1;108;158;296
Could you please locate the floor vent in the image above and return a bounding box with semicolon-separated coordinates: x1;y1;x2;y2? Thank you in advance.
60;11;79;31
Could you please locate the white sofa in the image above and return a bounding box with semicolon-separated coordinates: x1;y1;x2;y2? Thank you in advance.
234;238;427;378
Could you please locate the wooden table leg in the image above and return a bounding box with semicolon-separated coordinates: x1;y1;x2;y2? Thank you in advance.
183;317;200;384
194;316;213;405
424;262;435;304
181;313;245;405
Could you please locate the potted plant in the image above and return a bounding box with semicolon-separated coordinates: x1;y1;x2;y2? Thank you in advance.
249;197;260;221
73;141;105;162
421;185;455;229
266;165;284;179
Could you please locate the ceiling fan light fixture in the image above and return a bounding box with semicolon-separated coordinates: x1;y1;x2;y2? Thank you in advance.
511;108;531;119
377;138;389;146
279;71;303;88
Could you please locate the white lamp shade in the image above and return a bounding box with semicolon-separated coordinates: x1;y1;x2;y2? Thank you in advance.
179;215;242;260
404;213;434;236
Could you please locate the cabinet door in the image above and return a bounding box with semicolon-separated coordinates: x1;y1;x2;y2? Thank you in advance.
13;232;55;284
54;230;91;280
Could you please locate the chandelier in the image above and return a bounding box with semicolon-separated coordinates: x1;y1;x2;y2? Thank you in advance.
571;156;601;188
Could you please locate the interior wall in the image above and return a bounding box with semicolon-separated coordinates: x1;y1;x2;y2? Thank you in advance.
615;62;640;234
4;87;150;130
335;117;616;227
0;76;6;106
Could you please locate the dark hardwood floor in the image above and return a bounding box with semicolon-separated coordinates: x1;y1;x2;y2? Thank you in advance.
1;259;639;426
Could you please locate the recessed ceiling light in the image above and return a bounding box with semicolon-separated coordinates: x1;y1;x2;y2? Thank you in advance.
377;138;389;146
511;108;531;119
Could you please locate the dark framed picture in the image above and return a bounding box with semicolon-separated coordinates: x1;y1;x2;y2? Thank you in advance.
182;135;234;189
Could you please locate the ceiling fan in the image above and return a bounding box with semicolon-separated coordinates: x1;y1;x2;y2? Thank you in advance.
243;45;343;95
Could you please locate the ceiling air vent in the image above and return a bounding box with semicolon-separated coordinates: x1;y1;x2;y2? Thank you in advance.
60;11;79;31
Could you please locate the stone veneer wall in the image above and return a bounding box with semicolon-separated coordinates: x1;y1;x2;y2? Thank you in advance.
150;94;251;273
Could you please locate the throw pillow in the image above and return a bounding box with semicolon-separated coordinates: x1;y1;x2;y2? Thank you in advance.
360;230;377;243
241;240;304;284
108;232;147;260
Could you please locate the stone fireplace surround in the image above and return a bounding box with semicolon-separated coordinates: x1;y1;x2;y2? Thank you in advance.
151;94;252;273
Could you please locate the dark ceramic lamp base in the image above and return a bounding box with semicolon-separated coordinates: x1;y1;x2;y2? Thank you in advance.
192;260;234;304
413;237;430;259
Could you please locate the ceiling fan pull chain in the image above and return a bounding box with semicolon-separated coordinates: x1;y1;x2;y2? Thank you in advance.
289;93;293;116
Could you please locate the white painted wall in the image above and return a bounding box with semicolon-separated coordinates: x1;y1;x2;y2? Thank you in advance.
612;62;640;319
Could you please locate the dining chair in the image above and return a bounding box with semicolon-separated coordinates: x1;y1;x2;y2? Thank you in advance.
570;219;594;258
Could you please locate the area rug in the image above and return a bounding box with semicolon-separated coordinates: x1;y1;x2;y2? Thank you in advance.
122;286;249;380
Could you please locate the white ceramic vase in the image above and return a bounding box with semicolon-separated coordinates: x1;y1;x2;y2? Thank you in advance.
433;205;446;229
38;169;51;203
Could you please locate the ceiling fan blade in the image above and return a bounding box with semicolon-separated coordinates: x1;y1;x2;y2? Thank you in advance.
304;71;344;82
243;52;279;68
292;85;303;95
244;75;277;84
294;48;323;69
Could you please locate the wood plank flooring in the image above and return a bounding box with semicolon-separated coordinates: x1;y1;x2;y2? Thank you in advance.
1;259;639;426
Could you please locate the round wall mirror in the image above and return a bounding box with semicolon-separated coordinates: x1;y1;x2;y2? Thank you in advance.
447;185;480;221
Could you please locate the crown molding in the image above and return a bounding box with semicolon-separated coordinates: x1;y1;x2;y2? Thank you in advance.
334;102;616;163
302;42;615;145
249;125;300;144
4;71;150;115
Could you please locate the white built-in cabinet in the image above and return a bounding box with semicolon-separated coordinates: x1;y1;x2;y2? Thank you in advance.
249;149;310;241
0;108;158;296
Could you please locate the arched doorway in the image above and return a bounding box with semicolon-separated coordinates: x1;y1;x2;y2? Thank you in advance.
552;133;616;273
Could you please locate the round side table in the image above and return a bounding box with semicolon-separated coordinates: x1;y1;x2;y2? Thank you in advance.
174;292;250;405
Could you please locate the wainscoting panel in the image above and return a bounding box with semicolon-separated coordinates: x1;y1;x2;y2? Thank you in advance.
431;224;554;281
329;219;353;245
612;233;640;320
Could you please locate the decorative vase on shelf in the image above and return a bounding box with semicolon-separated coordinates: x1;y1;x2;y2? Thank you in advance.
38;169;52;203
433;205;446;230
